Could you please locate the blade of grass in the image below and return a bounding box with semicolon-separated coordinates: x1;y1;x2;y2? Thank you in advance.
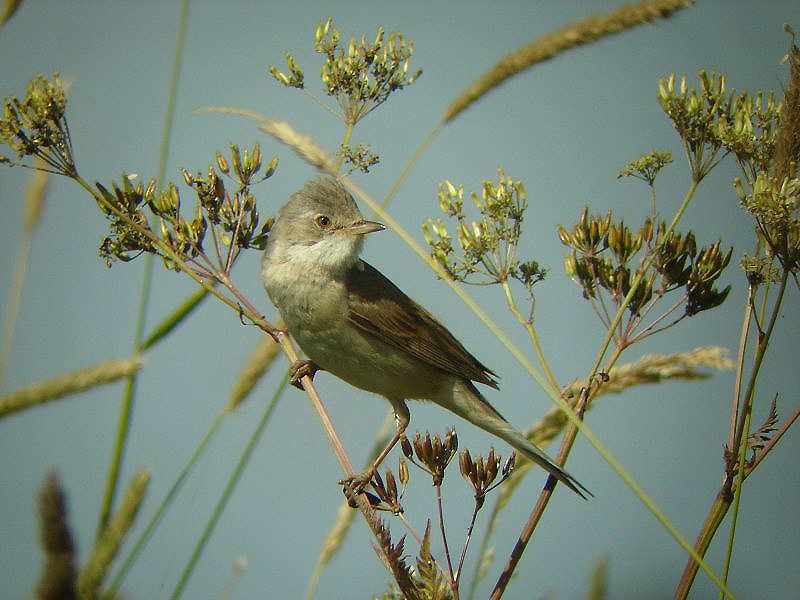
96;0;191;540
170;372;288;600
0;357;143;419
0;168;49;392
141;288;209;351
110;334;281;592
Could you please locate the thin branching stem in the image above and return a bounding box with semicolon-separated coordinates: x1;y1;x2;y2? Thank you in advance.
728;287;753;453
436;483;456;585
170;375;287;600
674;268;790;599
96;0;190;539
458;503;481;591
501;281;558;392
109;411;226;592
720;404;752;597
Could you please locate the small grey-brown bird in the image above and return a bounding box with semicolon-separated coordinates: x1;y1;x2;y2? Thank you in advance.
261;177;589;498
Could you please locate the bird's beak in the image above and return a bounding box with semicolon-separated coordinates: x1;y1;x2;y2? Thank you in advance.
339;220;385;235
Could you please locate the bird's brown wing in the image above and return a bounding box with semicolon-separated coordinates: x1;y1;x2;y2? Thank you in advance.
346;260;499;389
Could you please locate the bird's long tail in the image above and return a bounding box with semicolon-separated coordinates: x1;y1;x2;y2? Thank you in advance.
444;381;592;499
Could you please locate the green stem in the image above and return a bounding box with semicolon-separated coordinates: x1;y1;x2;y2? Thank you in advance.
720;407;752;597
500;280;558;392
381;124;443;209
0;213;33;391
109;412;226;592
95;0;190;540
490;178;740;599
336;120;355;174
170;375;287;599
674;269;789;599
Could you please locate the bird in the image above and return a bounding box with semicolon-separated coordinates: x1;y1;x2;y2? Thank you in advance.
261;176;589;498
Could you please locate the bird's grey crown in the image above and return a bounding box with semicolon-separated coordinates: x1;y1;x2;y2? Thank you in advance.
279;176;364;227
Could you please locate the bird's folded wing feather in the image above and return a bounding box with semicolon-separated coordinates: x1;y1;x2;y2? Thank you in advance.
346;261;498;389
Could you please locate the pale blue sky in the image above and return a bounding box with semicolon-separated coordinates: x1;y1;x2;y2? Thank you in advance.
1;2;798;599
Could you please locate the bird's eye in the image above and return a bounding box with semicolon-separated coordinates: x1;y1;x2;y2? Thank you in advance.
315;214;332;229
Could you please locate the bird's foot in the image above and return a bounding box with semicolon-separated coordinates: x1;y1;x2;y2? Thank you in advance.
339;468;376;507
289;359;320;390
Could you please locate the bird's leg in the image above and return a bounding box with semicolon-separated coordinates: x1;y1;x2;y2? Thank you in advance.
340;400;410;498
289;359;320;390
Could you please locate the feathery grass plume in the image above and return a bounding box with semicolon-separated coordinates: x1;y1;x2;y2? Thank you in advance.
1;166;50;391
774;30;800;181
588;555;610;600
78;468;150;599
257;117;336;174
562;345;734;398
306;500;356;600
225;333;282;412
25;166;49;234
493;346;731;508
198;106;337;174
0;356;144;419
1;0;22;28
443;0;694;123
36;472;77;600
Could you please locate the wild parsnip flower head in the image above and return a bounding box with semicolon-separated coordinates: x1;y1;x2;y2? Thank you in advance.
404;430;458;486
617;150;673;186
0;72;76;176
269;18;421;174
560;208;731;318
270;17;421;127
658;70;782;181
97;143;274;272
459;448;515;510
368;467;405;515
738;173;800;274
425;169;546;293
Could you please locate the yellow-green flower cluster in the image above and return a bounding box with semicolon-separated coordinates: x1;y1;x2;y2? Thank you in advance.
560;208;731;318
270;17;421;126
658;70;781;181
0;72;75;176
425;169;544;290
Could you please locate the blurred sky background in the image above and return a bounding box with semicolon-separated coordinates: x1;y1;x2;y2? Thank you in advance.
1;1;799;598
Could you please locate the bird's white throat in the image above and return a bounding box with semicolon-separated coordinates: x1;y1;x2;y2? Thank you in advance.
283;232;364;275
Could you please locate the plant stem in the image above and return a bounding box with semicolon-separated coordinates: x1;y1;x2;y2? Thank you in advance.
491;180;712;598
501;281;558;392
95;0;190;540
170;375;287;599
674;269;790;599
436;482;456;584
719;406;751;597
0;208;33;391
336;120;354;174
109;411;226;592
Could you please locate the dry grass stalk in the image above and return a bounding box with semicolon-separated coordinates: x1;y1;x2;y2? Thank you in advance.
443;0;694;123
226;333;282;412
36;472;77;600
774;39;800;181
0;356;144;419
78;468;150;598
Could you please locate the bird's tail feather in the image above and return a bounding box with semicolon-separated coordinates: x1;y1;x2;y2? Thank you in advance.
446;381;591;499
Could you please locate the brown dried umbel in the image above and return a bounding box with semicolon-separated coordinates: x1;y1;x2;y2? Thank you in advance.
401;430;458;486
460;448;515;510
